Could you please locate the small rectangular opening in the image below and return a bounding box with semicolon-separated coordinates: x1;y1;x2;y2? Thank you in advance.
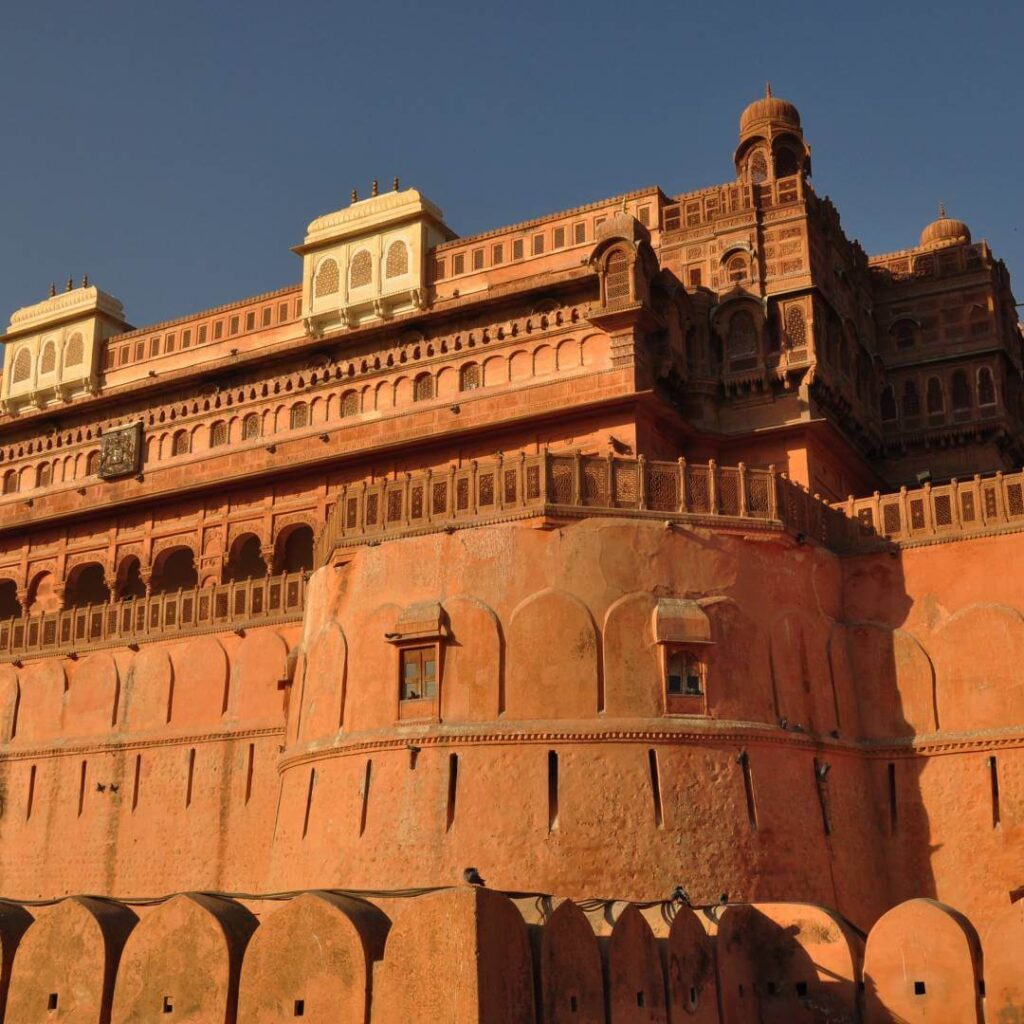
27;764;36;821
185;748;195;808
245;743;255;805
689;986;697;1005
132;753;141;812
636;991;645;1008
740;750;757;831
815;759;831;836
547;751;559;832
767;982;776;996
293;998;305;1016
990;756;1001;828
446;753;458;832
78;759;87;817
648;749;664;828
48;992;58;1010
796;980;808;997
163;995;173;1013
302;768;315;839
569;994;578;1012
914;981;926;996
888;762;898;835
359;759;372;837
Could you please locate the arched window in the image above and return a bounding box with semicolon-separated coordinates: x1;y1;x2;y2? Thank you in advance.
726;254;748;283
350;250;373;289
226;535;266;583
2;470;18;494
604;250;630;304
748;150;768;184
0;579;21;619
37;463;51;488
65;563;110;609
314;257;340;298
279;525;314;573
893;320;916;350
210;421;228;447
65;333;84;367
340;391;359;417
290;403;309;430
39;341;56;375
926;377;944;415
880;385;898;422
243;413;261;440
459;363;481;391
413;374;434;402
667;649;703;695
727;310;758;360
11;347;31;384
87;450;101;474
115;557;146;601
774;147;800;178
153;548;198;595
978;366;996;406
172;430;190;457
902;380;921;419
952;370;971;411
385;240;409;279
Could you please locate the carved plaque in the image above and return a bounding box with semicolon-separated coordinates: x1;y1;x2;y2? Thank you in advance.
98;422;142;480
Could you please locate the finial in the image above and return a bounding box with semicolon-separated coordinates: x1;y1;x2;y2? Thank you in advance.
766;81;772;98
66;276;73;292
371;178;379;197
393;176;399;192
938;201;946;218
351;188;358;203
49;282;56;298
82;274;89;288
621;196;628;214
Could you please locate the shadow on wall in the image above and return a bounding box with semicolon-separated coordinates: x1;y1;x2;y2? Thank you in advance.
0;887;1008;1023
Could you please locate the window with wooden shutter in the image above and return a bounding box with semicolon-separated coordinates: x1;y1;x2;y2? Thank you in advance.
400;645;438;701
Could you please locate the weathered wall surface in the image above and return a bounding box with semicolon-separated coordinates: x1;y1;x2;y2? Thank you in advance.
0;888;1011;1023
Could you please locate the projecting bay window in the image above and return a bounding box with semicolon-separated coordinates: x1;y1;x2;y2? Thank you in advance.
654;598;713;716
388;601;447;722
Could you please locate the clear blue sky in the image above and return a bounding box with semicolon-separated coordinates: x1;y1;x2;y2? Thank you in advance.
2;0;1022;330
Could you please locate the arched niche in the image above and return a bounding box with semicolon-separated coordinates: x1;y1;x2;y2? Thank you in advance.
237;892;389;1023
64;562;110;609
111;893;256;1024
14;659;66;743
275;523;314;574
122;647;173;732
983;899;1024;1021
224;533;266;583
440;595;501;722
168;637;229;727
602;592;660;717
228;630;289;725
506;588;599;719
65;653;119;736
933;603;1024;731
114;556;146;601
151;546;198;595
0;664;20;741
769;610;838;734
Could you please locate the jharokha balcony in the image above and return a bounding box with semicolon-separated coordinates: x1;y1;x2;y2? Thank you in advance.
0;570;308;664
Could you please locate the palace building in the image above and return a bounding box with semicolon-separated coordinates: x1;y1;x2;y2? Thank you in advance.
0;89;1020;1022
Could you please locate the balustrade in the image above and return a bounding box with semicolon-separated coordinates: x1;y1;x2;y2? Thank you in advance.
0;570;307;663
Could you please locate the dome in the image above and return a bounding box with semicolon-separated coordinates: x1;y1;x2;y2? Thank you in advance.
920;205;971;248
740;83;801;136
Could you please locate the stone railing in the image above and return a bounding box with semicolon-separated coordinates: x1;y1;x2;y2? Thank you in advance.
314;452;852;565
0;570;307;663
840;470;1024;548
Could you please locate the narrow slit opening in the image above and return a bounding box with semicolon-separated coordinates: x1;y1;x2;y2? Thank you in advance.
301;768;315;839
446;753;458;832
648;749;663;828
185;748;195;808
990;756;1001;828
359;759;372;837
244;742;255;805
888;762;898;835
548;750;559;832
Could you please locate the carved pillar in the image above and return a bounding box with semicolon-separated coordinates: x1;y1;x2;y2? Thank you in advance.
261;545;276;576
139;566;154;597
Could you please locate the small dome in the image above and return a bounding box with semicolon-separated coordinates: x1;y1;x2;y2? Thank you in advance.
920;205;971;248
740;83;801;136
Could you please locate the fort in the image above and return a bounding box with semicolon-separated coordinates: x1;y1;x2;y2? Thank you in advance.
0;88;1021;1020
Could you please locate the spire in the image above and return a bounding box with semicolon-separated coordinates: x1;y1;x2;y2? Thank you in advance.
765;81;772;98
938;201;946;218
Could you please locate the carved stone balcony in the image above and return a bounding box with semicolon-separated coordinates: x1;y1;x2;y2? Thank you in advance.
0;570;307;664
314;451;854;566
